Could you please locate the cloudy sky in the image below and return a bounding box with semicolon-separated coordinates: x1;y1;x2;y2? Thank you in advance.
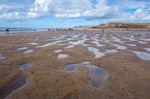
0;0;150;28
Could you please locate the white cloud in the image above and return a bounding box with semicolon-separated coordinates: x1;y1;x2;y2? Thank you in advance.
28;0;93;18
0;12;20;20
29;0;52;14
26;12;39;18
0;3;30;20
32;0;119;18
0;4;11;11
0;0;119;20
0;0;150;22
131;8;150;20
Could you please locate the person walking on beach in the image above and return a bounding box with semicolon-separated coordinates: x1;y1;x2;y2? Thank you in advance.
48;28;51;32
34;29;36;32
6;28;9;34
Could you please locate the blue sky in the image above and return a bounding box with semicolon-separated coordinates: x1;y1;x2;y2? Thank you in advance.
0;0;150;28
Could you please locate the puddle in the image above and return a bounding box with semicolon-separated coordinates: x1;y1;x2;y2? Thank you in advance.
88;47;105;58
57;54;68;59
138;41;148;44
91;41;105;47
112;44;127;50
0;53;6;60
19;63;31;70
144;48;150;52
82;61;91;65
114;39;121;42
70;35;81;39
105;49;118;54
141;38;150;42
17;47;34;54
54;49;63;53
27;42;38;45
111;37;121;42
37;40;62;48
65;35;88;48
0;76;26;99
65;44;75;48
127;44;136;47
88;66;109;88
56;35;66;40
64;64;79;73
64;62;109;88
23;49;34;54
17;47;28;51
131;51;150;61
129;36;136;41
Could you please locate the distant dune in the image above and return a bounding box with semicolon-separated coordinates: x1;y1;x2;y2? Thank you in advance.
90;22;150;28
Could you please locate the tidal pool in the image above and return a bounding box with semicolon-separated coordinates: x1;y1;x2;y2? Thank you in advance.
54;49;63;53
88;66;109;88
138;41;148;44
91;40;105;47
64;62;109;88
0;76;26;99
112;44;127;50
105;49;118;54
127;44;136;47
65;35;88;48
17;47;34;54
131;51;150;61
57;54;68;59
0;53;5;60
17;47;28;51
65;45;75;48
144;48;150;52
27;42;38;45
37;40;62;48
88;47;105;58
64;64;79;73
23;49;34;54
19;63;31;70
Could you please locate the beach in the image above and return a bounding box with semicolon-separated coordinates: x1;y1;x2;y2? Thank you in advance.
0;29;150;99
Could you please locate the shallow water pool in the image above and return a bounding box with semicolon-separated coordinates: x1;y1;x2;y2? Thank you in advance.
64;62;109;88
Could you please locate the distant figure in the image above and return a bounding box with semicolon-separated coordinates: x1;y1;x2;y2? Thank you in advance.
6;28;9;34
48;28;51;32
34;29;36;32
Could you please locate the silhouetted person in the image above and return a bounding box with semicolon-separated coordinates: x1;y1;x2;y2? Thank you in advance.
34;29;36;32
48;28;51;32
6;28;9;34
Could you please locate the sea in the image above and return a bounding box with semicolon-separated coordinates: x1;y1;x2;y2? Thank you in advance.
0;27;48;35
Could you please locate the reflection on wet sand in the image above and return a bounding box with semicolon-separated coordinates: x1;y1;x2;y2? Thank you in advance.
0;76;26;99
64;62;109;88
0;29;150;99
19;63;31;70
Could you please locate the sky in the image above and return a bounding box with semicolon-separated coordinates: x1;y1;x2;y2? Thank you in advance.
0;0;150;28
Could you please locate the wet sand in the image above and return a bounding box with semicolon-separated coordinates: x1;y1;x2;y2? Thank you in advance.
0;29;150;99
